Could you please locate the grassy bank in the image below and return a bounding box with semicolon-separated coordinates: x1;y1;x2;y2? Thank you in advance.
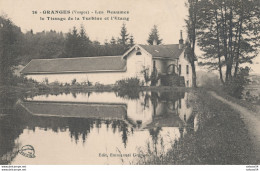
136;89;257;165
0;82;193;97
203;84;260;113
213;88;260;113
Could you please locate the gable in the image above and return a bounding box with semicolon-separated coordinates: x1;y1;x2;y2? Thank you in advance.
123;44;184;60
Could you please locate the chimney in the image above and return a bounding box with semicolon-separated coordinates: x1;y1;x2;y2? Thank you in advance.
179;30;184;49
153;39;157;45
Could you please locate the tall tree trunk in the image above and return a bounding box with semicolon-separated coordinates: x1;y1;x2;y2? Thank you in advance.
190;0;198;87
191;61;197;87
227;5;234;80
220;2;229;83
234;2;244;77
214;3;224;85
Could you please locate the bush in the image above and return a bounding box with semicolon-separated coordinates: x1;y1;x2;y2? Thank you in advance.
49;81;61;91
224;67;250;99
6;75;38;88
87;80;93;86
95;82;105;90
115;77;141;99
150;68;161;86
141;67;151;85
44;78;49;85
141;66;161;86
36;83;50;91
116;77;141;90
71;79;77;85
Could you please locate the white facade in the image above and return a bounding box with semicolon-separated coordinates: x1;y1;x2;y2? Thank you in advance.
153;51;193;87
178;51;193;87
24;44;193;87
25;48;152;85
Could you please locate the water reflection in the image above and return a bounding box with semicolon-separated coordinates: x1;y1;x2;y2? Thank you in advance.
0;90;197;164
0;89;25;164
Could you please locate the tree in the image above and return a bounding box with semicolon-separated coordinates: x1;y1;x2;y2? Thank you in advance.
147;25;163;45
129;35;134;46
118;23;129;46
185;0;198;87
110;36;116;45
78;25;91;56
64;27;80;57
20;30;65;63
196;0;260;85
0;16;22;85
141;65;161;86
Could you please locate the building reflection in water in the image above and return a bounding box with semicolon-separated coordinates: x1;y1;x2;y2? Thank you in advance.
0;91;198;164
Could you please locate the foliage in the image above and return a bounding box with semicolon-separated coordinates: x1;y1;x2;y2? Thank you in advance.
118;23;129;46
87;80;92;86
150;68;161;86
195;0;260;84
64;26;91;57
196;71;222;89
116;77;141;89
224;66;250;98
36;83;51;92
244;91;260;104
71;79;77;85
129;35;134;46
44;78;49;85
141;67;151;85
147;25;163;45
21;29;65;64
0;16;23;85
141;66;161;86
115;77;141;99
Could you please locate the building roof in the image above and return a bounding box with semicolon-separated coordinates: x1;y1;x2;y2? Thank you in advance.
21;56;126;74
139;44;184;59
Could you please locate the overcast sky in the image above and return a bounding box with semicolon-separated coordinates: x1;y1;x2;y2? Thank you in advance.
0;0;259;73
0;0;188;44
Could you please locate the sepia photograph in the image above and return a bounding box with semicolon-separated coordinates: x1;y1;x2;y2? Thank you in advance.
0;0;259;169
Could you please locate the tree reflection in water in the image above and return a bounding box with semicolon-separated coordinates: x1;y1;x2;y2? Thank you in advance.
0;115;24;164
0;89;25;164
148;127;162;155
0;90;196;164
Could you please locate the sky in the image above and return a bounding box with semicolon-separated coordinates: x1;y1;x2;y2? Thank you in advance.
0;0;259;74
0;0;188;44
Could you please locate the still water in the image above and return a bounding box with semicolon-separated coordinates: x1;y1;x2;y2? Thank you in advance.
0;91;197;164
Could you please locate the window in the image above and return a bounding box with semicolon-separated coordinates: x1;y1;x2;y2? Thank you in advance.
186;65;189;74
186;80;189;87
153;60;156;68
136;51;142;55
179;65;181;75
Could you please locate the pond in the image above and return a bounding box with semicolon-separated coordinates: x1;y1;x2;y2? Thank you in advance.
0;90;197;165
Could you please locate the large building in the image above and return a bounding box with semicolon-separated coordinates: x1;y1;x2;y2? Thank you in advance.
21;32;194;87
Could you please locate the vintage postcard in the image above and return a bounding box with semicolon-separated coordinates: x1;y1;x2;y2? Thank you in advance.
0;0;259;169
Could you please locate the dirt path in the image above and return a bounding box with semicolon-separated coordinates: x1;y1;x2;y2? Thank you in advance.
209;91;260;162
